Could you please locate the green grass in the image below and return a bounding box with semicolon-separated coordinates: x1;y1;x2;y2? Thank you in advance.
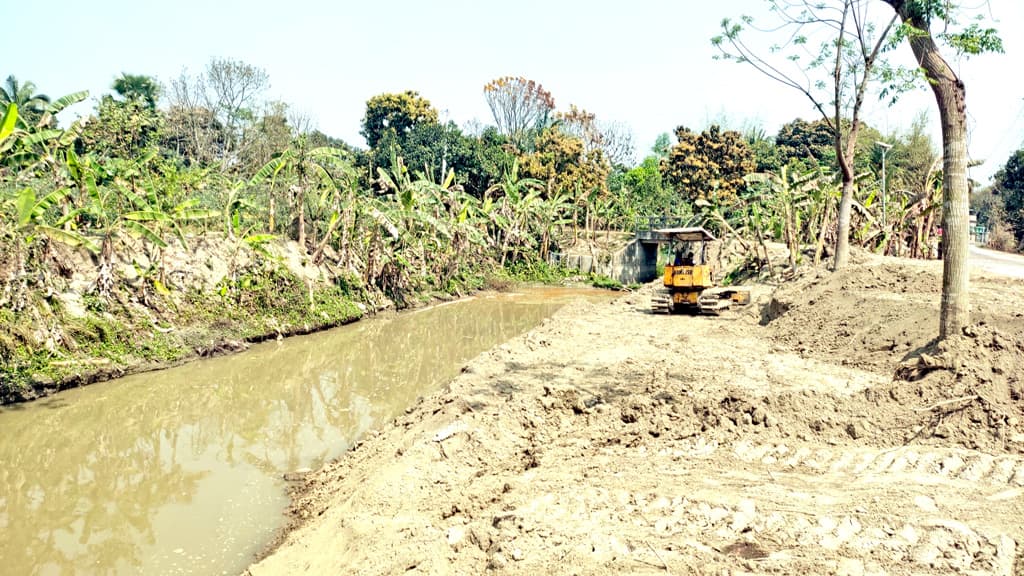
503;259;578;284
589;274;624;291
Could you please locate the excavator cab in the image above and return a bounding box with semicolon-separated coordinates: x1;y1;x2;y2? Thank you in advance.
652;227;750;315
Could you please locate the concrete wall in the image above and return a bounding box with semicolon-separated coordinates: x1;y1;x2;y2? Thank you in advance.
550;240;660;284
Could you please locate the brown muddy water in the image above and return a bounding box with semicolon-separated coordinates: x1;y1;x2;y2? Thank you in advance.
0;288;613;575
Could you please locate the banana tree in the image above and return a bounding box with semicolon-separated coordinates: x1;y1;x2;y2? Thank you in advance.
485;161;544;266
81;174;217;297
251;139;349;250
1;91;88;176
745;166;826;271
0;103;18;146
12;187;97;251
535;188;573;261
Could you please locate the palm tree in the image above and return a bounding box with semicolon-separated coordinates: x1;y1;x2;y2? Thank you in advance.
0;76;51;127
112;73;160;110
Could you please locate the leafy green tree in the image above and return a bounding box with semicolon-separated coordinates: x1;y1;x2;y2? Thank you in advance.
776;119;835;170
652;133;672;159
995;149;1024;247
360;91;438;150
661;125;755;204
400;121;490;195
622;155;675;216
883;112;938;195
306;129;355;152
112;73;161;110
0;76;50;128
77;96;164;159
744;126;780;173
474;127;516;192
776;117;883;176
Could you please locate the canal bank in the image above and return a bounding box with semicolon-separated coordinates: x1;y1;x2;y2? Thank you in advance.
0;234;372;404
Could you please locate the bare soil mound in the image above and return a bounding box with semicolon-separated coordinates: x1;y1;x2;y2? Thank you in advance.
888;324;1024;451
762;255;1024;453
764;261;941;373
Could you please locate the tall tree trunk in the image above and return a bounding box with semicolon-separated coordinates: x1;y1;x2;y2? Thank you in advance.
885;0;970;338
832;103;860;270
933;81;970;338
834;178;855;268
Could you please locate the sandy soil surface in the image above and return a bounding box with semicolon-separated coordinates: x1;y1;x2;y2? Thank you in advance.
248;254;1024;576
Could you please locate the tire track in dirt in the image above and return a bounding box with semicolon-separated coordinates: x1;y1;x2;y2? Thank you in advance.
731;441;1024;487
497;444;1019;575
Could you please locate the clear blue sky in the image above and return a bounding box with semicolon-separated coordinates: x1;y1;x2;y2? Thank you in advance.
5;0;1022;182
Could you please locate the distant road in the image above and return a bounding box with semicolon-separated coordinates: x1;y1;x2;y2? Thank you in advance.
969;245;1024;279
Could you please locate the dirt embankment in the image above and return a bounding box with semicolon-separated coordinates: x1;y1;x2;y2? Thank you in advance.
250;253;1024;576
0;233;369;404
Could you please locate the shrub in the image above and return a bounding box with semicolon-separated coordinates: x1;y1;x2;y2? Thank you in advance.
987;220;1019;253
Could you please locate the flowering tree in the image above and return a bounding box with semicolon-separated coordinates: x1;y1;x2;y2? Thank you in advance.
483;76;554;151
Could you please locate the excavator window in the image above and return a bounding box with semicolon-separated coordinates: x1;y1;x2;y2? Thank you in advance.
673;242;695;266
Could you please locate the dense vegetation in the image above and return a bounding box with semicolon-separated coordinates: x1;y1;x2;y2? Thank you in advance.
975;148;1024;252
0;51;1017;397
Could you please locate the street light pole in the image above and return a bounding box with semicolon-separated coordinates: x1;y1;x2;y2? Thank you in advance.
876;141;893;229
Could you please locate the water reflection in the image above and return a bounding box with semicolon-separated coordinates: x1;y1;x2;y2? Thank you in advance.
0;289;606;575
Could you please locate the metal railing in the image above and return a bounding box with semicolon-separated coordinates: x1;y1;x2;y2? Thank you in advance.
634;215;690;241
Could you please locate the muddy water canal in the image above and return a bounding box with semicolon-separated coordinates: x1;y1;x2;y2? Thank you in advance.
0;288;611;575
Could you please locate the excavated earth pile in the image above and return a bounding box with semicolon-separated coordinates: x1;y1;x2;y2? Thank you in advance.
765;256;1024;453
250;255;1024;576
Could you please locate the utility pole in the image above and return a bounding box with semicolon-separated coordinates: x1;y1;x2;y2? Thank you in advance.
876;141;893;228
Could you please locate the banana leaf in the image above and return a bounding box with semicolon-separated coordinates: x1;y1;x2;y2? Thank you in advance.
45;90;89;115
0;103;17;141
122;210;171;222
123;220;167;247
35;225;99;253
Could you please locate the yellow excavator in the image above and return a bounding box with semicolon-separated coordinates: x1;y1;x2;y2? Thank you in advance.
651;227;750;315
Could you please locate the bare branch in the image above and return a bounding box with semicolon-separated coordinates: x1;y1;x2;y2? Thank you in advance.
483;76;555;150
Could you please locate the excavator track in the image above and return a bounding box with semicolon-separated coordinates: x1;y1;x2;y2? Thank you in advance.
651;288;674;314
698;288;751;315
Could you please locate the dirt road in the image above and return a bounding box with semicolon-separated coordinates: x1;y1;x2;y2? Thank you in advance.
249;254;1024;576
971;245;1024;279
